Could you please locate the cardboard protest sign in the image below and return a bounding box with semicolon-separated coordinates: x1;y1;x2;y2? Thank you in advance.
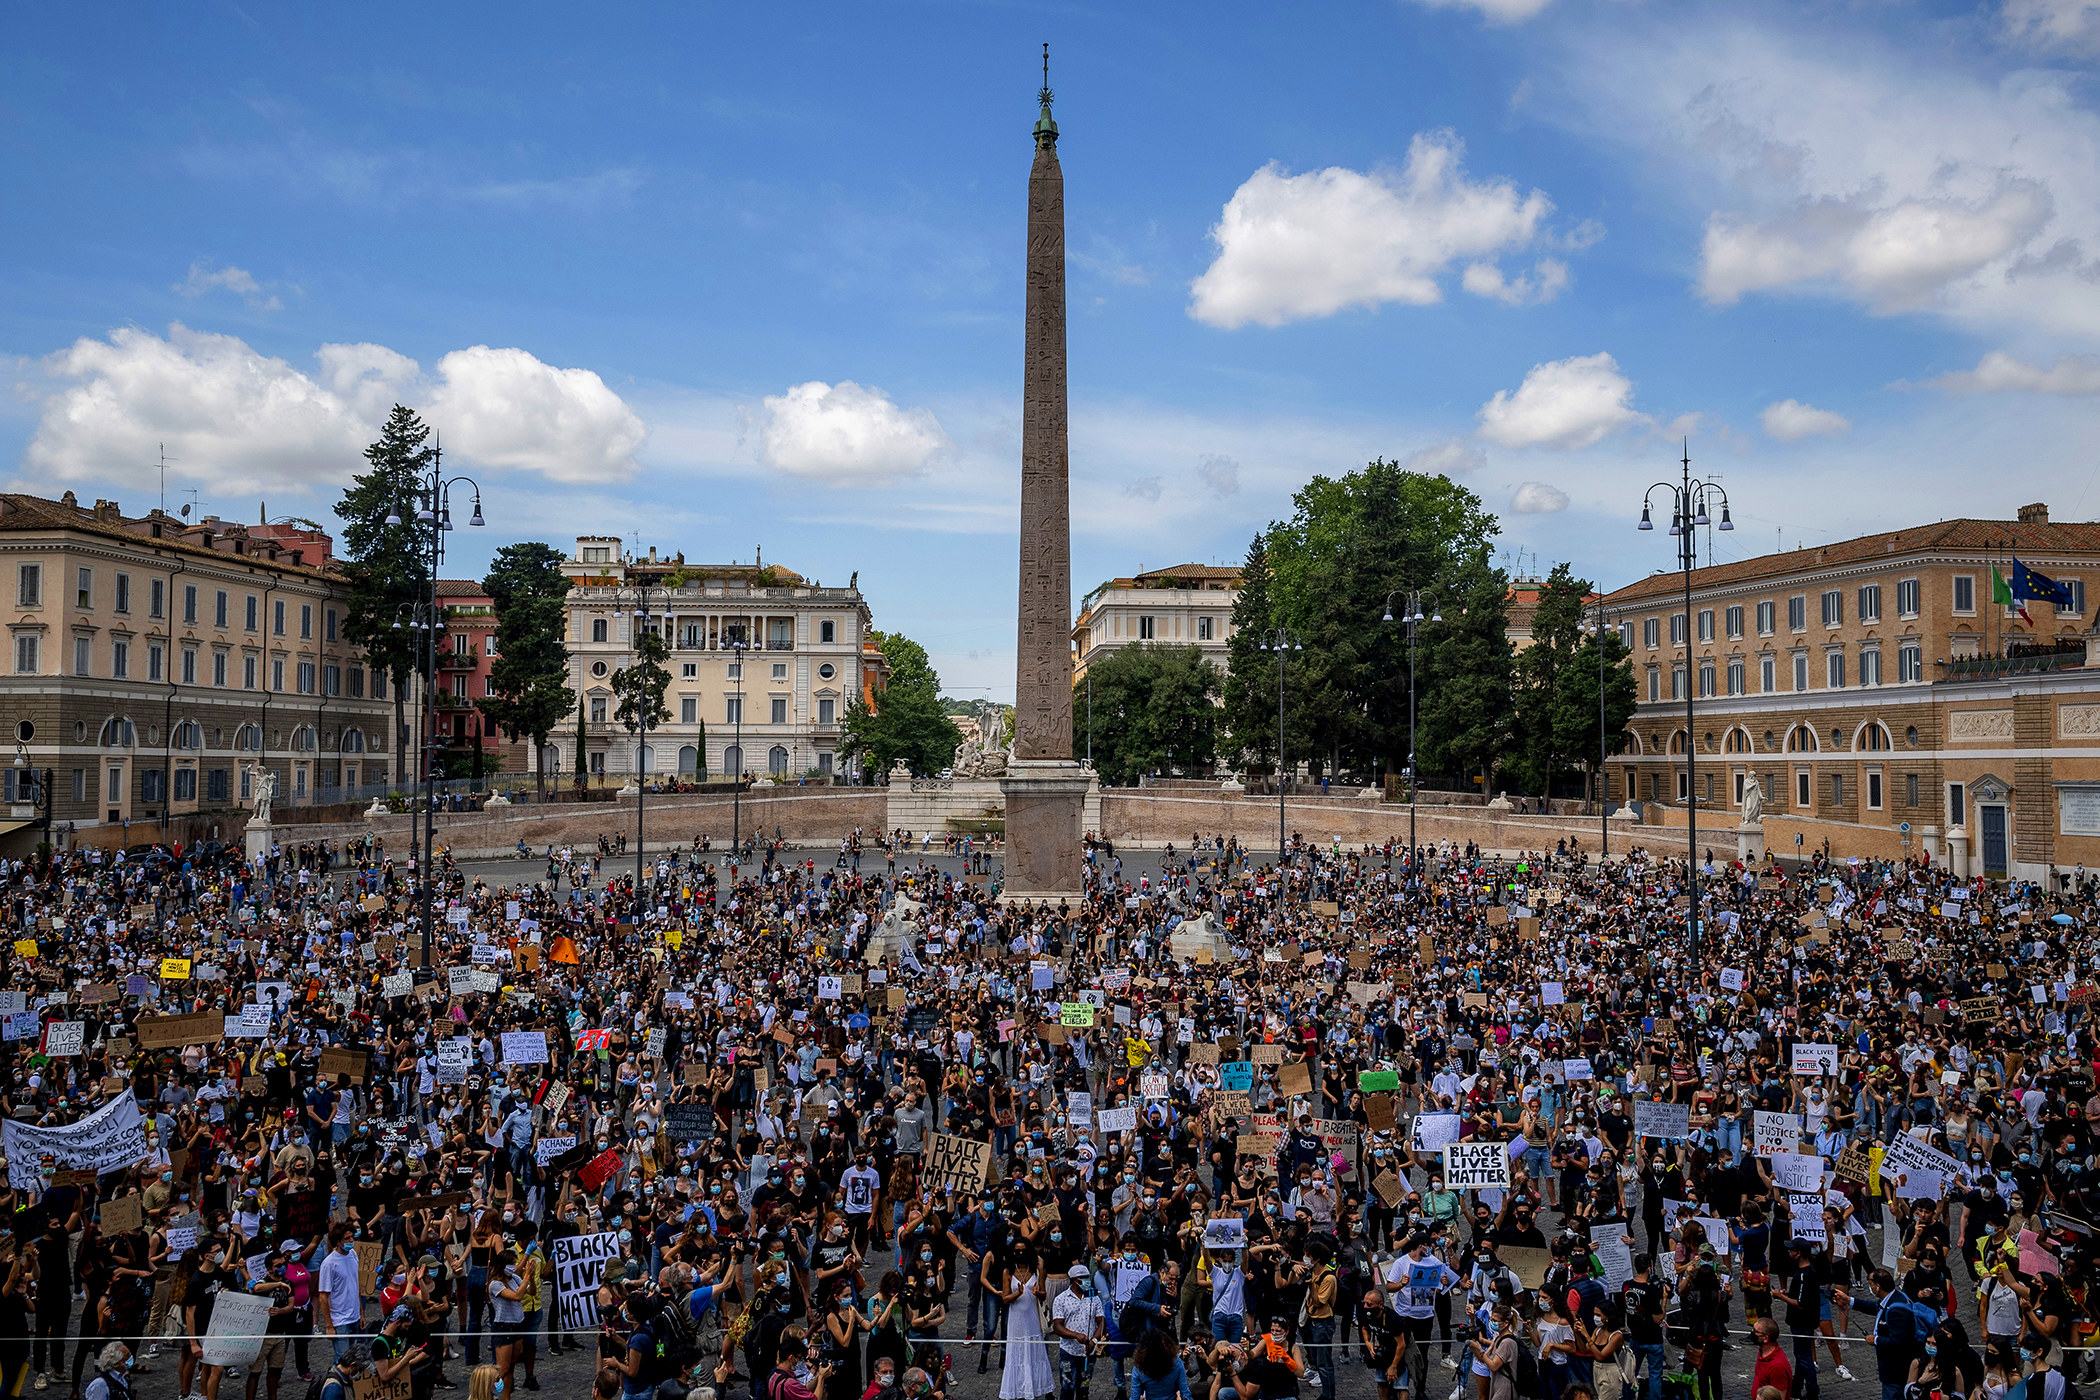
318;1047;369;1083
1276;1060;1313;1098
925;1133;993;1195
134;1011;225;1050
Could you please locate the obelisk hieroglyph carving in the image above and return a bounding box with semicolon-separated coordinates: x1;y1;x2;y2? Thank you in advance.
1001;46;1090;906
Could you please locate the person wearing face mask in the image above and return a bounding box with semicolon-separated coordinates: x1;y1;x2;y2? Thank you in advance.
81;1344;131;1400
181;1237;240;1400
315;1226;365;1367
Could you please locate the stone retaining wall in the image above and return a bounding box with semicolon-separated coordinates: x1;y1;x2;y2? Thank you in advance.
1100;791;1689;855
263;788;886;859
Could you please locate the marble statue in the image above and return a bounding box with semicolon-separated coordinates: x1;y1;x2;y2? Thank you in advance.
1740;776;1764;826
251;769;275;825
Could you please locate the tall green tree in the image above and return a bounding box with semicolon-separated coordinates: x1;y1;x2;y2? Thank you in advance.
1508;563;1592;796
611;628;672;776
1415;547;1516;789
1220;535;1278;772
839;632;962;778
1550;625;1638;810
478;541;575;798
337;406;434;781
1220;461;1508;782
1072;644;1222;785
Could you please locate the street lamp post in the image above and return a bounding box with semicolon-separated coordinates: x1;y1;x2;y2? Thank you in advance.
384;453;484;968
631;578;659;920
727;630;750;858
1637;443;1732;959
1257;628;1302;884
1381;588;1443;874
1580;603;1623;859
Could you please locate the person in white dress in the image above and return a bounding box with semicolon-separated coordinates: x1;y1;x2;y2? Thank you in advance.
993;1248;1057;1400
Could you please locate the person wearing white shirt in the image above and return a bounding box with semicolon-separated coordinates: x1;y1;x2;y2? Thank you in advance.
314;1228;365;1364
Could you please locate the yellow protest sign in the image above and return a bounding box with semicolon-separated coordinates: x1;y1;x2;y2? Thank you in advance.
11;940;36;959
159;957;192;980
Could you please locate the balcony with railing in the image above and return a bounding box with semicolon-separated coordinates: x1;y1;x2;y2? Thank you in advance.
1936;640;2088;682
438;647;480;670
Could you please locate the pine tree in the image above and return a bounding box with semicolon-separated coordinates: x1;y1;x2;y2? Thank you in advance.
337;406;434;786
479;541;575;799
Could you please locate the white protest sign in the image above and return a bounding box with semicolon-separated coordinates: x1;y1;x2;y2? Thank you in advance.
1633;1101;1691;1141
43;1022;84;1057
1096;1105;1139;1134
381;973;413;999
1562;1057;1594;1081
817;977;843;1000
1411;1113;1462;1154
434;1039;472;1085
1441;1140;1513;1190
1718;968;1744;992
1540;982;1565;1006
200;1289;271;1367
1769;1152;1824;1193
500;1031;549;1065
1791;1043;1841;1078
535;1135;578;1165
1752;1111;1801;1157
1;1091;144;1189
552;1232;621;1331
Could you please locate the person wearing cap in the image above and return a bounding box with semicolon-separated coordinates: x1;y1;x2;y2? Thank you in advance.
1050;1265;1106;1400
369;1304;427;1395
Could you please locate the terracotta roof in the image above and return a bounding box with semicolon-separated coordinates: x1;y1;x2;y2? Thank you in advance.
1132;563;1241;583
1600;518;2100;605
434;579;488;595
0;492;339;579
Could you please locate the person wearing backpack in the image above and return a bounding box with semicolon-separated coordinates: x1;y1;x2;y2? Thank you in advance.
309;1346;363;1400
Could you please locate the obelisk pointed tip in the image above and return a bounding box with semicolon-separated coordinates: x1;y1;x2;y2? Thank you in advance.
1034;42;1058;146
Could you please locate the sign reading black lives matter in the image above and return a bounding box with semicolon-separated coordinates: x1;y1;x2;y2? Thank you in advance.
925;1132;993;1195
1440;1140;1513;1190
552;1231;622;1331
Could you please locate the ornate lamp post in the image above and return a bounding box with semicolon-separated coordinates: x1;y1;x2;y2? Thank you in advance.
1256;627;1302;885
1637;445;1731;958
1381;588;1444;873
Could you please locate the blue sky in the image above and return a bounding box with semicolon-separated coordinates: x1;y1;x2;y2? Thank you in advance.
9;1;2100;701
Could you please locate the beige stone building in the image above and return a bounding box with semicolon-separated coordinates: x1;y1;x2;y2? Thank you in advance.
1072;564;1240;683
550;538;879;781
0;491;399;836
1601;502;2100;882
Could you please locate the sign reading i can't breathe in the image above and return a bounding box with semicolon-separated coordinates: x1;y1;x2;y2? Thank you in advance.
1441;1140;1513;1190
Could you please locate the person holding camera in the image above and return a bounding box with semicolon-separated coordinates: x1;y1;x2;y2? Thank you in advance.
765;1335;835;1400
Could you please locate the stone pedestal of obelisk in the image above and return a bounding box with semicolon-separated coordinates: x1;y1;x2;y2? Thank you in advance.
1001;54;1088;909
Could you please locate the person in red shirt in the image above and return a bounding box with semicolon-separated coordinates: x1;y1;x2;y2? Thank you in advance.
1750;1318;1793;1399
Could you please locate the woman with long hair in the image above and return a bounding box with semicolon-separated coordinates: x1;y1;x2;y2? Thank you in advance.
819;1278;865;1400
992;1246;1054;1400
463;1209;502;1368
1130;1331;1192;1400
864;1271;911;1381
0;1238;37;1400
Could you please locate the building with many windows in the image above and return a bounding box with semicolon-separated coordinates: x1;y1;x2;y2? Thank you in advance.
1072;564;1240;683
1;491;397;832
547;539;881;780
428;580;530;776
1601;502;2100;881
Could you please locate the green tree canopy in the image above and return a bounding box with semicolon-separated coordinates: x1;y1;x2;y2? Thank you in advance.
1075;644;1222;785
1219;460;1510;783
839;631;962;777
477;541;575;796
337;406;435;778
1508;563;1592;795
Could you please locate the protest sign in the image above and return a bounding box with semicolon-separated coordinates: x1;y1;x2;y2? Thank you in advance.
1632;1101;1691;1141
578;1149;624;1193
1411;1113;1462;1154
1201;1217;1247;1249
1358;1070;1400;1094
1442;1140;1513;1190
318;1047;368;1083
1562;1057;1594;1081
665;1104;717;1141
134;1011;224;1050
201;1290;271;1367
435;1040;472;1085
1790;1043;1841;1078
1752;1111;1801;1157
925;1132;993;1195
42;1022;83;1057
1218;1061;1255;1092
1096;1105;1139;1134
535;1135;578;1166
553;1232;622;1331
1;1092;143;1189
98;1195;142;1234
500;1031;549;1065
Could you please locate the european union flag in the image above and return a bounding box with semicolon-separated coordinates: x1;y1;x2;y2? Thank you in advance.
2013;558;2077;612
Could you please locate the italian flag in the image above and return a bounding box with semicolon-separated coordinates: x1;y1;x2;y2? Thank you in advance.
1992;567;2031;625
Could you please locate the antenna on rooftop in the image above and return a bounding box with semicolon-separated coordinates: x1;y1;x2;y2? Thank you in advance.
156;443;179;514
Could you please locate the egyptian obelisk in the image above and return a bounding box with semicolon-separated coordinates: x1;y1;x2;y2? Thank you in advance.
1001;46;1090;906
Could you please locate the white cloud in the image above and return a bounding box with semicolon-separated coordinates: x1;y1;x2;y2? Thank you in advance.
1701;183;2054;311
1461;258;1569;306
424;346;646;484
1398;438;1486;475
1760;398;1852;441
753;381;949;486
1194;454;1241;497
1476;352;1647;450
1405;0;1556;23
1188;132;1559;328
1931;349;2100;394
174;260;283;312
2002;0;2100;53
18;323;645;494
1510;481;1571;513
1122;475;1164;503
1554;17;2100;337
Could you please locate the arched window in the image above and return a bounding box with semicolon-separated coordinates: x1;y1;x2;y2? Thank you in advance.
1785;724;1818;753
341;728;365;754
172;720;202;750
291;726;317;752
234;723;262;752
541;744;561;772
639;744;656;773
1668;730;1688;755
1857;721;1891;751
723;744;743;776
1724;727;1752;754
768;745;790;775
678;745;699;775
99;717;135;748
